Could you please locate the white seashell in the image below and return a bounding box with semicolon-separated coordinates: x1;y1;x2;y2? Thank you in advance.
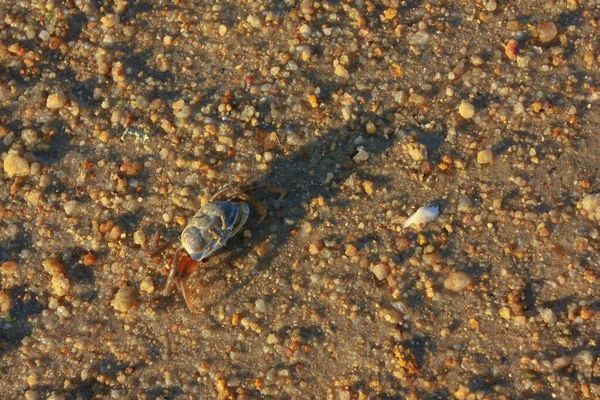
402;203;440;230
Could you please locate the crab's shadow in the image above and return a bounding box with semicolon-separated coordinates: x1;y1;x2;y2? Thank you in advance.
189;123;397;309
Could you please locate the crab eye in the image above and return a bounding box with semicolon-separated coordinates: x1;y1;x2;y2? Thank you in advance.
181;227;206;254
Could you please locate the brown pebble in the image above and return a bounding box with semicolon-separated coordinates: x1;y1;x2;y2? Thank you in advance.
345;244;358;257
505;39;519;59
477;149;493;165
371;263;390;280
0;290;13;313
51;274;70;297
537;22;558;43
82;252;96;267
120;161;142;177
43;259;65;276
46;91;68;109
444;271;474;292
111;285;137;313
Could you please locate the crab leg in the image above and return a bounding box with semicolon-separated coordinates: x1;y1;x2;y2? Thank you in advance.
247;185;286;201
174;255;202;314
163;248;183;296
151;237;179;258
241;193;268;225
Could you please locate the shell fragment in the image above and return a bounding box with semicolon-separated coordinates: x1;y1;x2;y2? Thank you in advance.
402;203;440;230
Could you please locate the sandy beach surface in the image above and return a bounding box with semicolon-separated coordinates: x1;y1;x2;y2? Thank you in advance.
1;1;600;399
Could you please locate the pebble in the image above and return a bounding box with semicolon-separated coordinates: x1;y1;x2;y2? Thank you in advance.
477;149;493;164
371;264;390;281
345;244;358;257
381;308;402;324
255;298;266;313
3;153;31;177
46;91;68;109
365;121;377;135
580;193;600;214
537;22;557;43
540;308;556;325
64;200;78;216
403;142;427;161
247;15;262;29
140;277;154;293
457;195;473;211
409;30;430;46
334;64;349;79
101;14;120;28
552;356;571;371
51;274;70;297
443;271;473;292
111;285;136;313
505;39;519;59
363;180;374;195
0;290;13;313
24;390;40;400
458;102;475;119
133;229;146;246
353;148;369;163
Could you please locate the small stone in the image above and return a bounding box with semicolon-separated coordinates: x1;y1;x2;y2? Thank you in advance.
499;307;511;320
39;30;50;41
140;277;154;293
409;30;430;46
101;13;120;28
404;142;427;161
353;148;369;163
365;121;377;135
485;0;497;11
133;229;146;246
363;180;374;195
64;200;78;216
120;161;142;177
540;308;556;325
51;274;70;297
381;308;402;324
552;356;570;371
4;153;31;177
581;193;600;214
470;55;484;66
111;285;136;313
458;102;475;119
454;385;471;400
443;271;473;292
43;259;64;276
47;91;68;109
247;15;262;29
477;149;493;164
298;24;312;38
345;244;358;257
537;22;557;43
371;264;390;280
0;290;13;313
255;298;266;313
308;242;323;254
505;39;519;59
24;390;40;400
335;64;349;79
457;194;473;211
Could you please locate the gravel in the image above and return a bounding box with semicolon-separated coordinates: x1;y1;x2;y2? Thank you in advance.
1;0;599;399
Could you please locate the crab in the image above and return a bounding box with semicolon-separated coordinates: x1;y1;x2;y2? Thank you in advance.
153;184;285;313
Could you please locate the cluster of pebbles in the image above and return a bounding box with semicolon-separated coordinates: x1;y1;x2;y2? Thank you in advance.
1;0;599;399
